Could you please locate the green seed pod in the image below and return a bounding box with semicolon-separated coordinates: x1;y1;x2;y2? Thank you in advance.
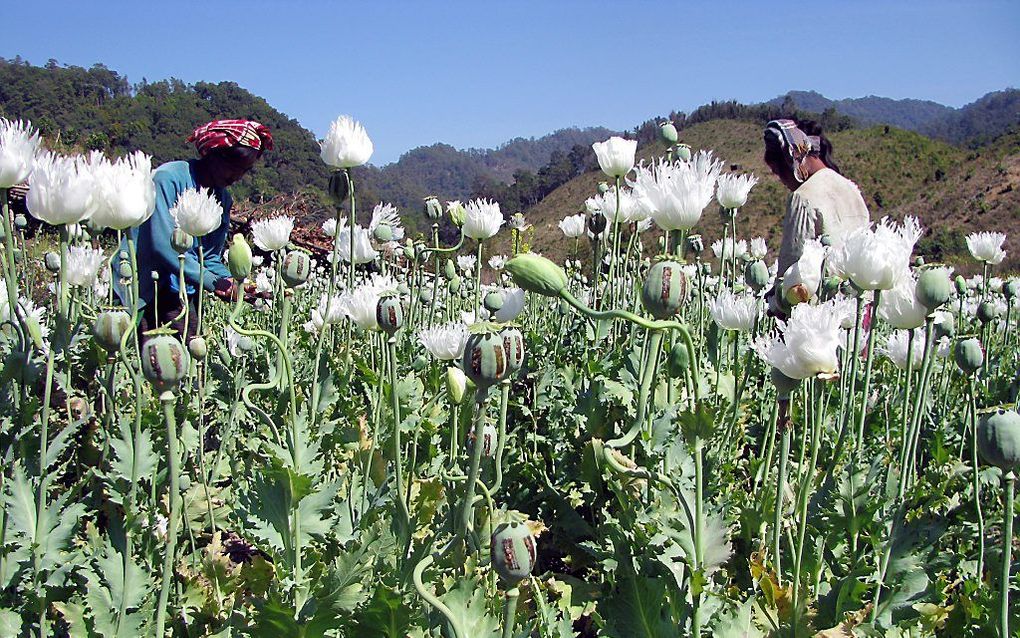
423;195;443;221
281;249;312;288
14;214;27;230
489;521;537;585
227;234;253;281
641;260;688;320
500;326;525;373
954;275;967;296
1004;279;1019;300
92;308;132;353
444;259;457;280
376;294;404;335
484;291;504;313
140;329;190;396
822;275;841;295
117;259;133;280
397;283;411;297
597;181;610;195
327;170;350;203
44;251;60;273
587;211;606;236
934;316;955;340
188;336;208;361
419;287;433;304
976;301;999;324
977;409;1020;471
171;228;194;255
448;277;462;295
462;330;509;389
446;366;467;405
770;367;802;399
505;253;568;298
916;268;953;309
659;121;678;144
238;336;254;352
373;223;393;243
675;144;692;162
955;337;984;375
412;355;427;372
666;342;690;379
744;260;770;292
447;201;466;227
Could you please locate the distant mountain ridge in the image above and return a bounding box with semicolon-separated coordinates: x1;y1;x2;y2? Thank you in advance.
768;88;1020;145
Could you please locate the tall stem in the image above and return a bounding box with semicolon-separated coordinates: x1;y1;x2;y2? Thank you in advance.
458;392;489;546
773;408;791;582
968;377;985;577
388;336;412;554
1000;471;1014;638
155;394;182;638
854;291;881;454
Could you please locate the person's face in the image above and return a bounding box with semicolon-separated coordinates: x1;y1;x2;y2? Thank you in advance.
764;151;799;192
203;150;259;188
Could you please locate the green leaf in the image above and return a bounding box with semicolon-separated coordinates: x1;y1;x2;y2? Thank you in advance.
109;420;158;487
439;577;500;638
678;402;718;445
352;587;416;638
711;598;766;638
0;609;21;638
599;571;674;638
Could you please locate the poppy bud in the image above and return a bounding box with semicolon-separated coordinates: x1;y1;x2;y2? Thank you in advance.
955;337;984;375
14;214;27;230
954;275;967;296
327;170;350;203
188;336;208;361
977;301;999;324
916;268;952;310
447;201;466;227
227;234;253;281
92;308;132;353
744;260;770;292
597;181;610;195
484;291;504;313
446;366;467;405
675;144;692;162
423;196;443;221
44;251;60;273
659;121;678;144
505;253;568;298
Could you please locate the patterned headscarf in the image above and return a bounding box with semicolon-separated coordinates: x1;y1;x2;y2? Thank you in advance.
188;119;274;157
764;119;820;183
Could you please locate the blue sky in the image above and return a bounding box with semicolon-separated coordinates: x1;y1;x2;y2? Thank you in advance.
3;1;1018;164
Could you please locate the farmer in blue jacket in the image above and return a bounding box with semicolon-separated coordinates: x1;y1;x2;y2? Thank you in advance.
114;119;273;341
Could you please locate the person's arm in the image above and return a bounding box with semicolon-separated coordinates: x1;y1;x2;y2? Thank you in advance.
776;192;816;279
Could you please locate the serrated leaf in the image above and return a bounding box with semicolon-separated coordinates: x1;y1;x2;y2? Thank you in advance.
353;587;416;637
711;598;766;638
109;420;158;486
599;571;674;638
0;609;21;638
439;577;501;638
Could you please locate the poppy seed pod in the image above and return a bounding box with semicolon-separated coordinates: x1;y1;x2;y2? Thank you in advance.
444;259;457;280
423;195;443;221
188;336;208;361
597;181;610;195
955;337;984;375
934;316;955;340
500;326;525;373
92;308;132;353
227;234;253;281
687;234;704;254
916;268;953;309
44;251;60;273
489;521;537;585
327;170;350;203
641;260;688;320
675;144;692;162
977;409;1020;471
470;422;498;458
770;367;802;399
376;294;404;335
117;259;133;280
462;330;509;389
373;223;393;243
412;355;427;371
484;291;504;313
1004;279;1019;300
419;287;433;305
976;301;999;324
587;211;607;236
140;329;190;396
744;260;770;293
659;121;679;144
14;214;27;230
281;249;312;288
505;253;568;298
171;228;194;255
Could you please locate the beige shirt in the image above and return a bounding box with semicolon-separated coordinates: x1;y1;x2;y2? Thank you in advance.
776;167;871;276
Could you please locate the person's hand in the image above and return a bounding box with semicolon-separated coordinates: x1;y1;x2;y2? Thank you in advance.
213;278;240;302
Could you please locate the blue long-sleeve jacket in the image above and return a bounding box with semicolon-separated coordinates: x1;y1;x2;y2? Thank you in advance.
114;160;233;309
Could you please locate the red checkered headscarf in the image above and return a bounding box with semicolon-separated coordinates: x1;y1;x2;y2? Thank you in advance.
188;119;274;157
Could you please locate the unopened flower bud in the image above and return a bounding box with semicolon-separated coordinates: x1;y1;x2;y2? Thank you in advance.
955;337;984;375
227;234;253;281
505;253;568;298
446;366;467;405
423;196;443;221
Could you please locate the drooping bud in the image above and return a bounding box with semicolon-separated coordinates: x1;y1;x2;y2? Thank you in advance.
770;367;801;399
666;341;689;379
489;521;538;585
641;259;688;320
227;234;253;281
281;249;312;288
444;259;457;280
977;409;1020;471
92;308;132;353
327;170;350;203
505;253;568;298
447;200;466;227
1005;279;1019;300
954;337;984;375
140;329;191;396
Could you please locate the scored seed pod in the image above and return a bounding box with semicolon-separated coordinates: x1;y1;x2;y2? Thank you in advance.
188;336;208;361
92;308;133;353
500;326;525;374
489;521;538;585
955;337;984;375
469;422;498;458
171;228;194;255
281;249;312;288
140;329;191;396
977;409;1020;471
641;260;688;320
376;294;404;335
462;330;509;389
